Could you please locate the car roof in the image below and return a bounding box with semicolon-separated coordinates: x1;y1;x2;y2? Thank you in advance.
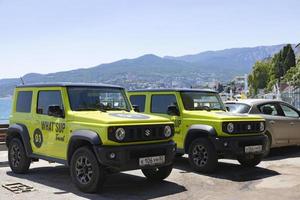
225;99;283;106
16;82;124;89
129;88;217;93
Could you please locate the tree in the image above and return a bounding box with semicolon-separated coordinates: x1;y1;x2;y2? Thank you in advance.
268;44;296;90
248;60;271;95
284;61;300;87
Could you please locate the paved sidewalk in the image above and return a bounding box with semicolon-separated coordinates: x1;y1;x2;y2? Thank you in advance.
1;147;300;200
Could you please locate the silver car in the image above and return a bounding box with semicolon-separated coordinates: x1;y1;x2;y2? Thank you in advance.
225;99;300;155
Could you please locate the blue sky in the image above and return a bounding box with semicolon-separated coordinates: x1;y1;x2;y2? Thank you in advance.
0;0;299;78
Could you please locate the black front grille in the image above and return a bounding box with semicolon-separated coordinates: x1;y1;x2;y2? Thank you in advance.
222;121;263;134
108;124;174;143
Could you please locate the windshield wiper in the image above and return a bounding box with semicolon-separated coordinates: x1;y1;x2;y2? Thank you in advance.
75;107;106;112
105;107;130;112
193;106;211;111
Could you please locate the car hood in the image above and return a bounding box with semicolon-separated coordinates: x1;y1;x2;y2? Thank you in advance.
183;110;264;121
68;111;171;125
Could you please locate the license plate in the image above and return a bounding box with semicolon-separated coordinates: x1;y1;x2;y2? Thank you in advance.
139;155;165;167
245;145;263;153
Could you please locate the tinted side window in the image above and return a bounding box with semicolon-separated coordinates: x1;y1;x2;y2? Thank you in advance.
130;95;146;112
258;104;278;116
37;91;63;115
16;91;32;113
151;94;177;114
280;104;299;118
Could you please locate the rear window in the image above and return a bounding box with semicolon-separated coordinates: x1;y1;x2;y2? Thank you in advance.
130;95;146;112
16;91;32;113
226;103;251;114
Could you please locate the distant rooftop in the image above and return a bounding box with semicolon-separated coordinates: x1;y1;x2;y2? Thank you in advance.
16;82;123;89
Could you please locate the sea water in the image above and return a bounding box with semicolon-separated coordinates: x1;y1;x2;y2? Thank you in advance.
0;98;12;124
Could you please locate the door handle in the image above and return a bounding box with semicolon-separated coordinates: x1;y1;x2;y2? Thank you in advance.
290;122;295;126
269;120;275;124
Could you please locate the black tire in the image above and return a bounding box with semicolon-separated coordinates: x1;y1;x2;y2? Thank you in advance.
8;138;31;174
175;153;184;157
263;133;272;157
142;164;173;181
188;138;218;173
237;154;262;167
70;146;106;193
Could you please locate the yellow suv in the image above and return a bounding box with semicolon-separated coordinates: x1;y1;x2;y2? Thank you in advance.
6;83;176;193
128;89;267;173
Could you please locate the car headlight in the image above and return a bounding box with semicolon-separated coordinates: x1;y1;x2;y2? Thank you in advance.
259;122;265;132
227;123;234;133
164;125;172;137
115;128;126;141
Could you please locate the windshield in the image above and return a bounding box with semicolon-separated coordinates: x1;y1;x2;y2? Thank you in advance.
225;103;251;114
68;87;130;111
180;92;225;111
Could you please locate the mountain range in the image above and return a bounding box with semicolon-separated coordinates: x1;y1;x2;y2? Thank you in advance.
0;44;290;97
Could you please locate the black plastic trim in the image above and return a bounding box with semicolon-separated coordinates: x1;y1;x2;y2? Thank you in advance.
211;134;268;157
69;130;102;145
31;153;67;165
95;141;176;171
6;123;33;156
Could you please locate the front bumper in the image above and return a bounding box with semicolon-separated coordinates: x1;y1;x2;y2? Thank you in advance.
94;141;176;171
210;134;268;157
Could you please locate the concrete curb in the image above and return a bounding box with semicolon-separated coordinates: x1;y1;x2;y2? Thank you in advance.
0;143;7;151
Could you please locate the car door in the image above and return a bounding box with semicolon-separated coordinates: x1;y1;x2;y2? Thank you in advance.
150;93;184;148
279;103;300;144
257;102;288;146
34;89;67;159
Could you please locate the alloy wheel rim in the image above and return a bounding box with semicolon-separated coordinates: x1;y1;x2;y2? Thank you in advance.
192;144;208;167
75;156;93;184
10;144;21;167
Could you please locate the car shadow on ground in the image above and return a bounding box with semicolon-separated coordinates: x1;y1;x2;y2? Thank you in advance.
7;165;186;200
265;146;300;161
174;156;280;182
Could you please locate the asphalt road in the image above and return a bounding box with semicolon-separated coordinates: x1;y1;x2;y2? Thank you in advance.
1;147;300;200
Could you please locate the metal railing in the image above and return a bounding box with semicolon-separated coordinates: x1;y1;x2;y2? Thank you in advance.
281;87;300;109
0;124;8;143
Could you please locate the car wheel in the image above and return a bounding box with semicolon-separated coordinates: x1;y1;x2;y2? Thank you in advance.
8;138;31;174
70;146;106;193
141;164;173;181
175;153;184;157
237;154;262;167
188;138;217;173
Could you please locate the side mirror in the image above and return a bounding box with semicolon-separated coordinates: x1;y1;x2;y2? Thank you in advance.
48;105;64;118
167;105;180;116
132;105;140;112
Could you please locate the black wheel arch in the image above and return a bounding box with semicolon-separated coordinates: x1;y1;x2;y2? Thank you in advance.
6;123;33;156
265;130;273;146
184;125;217;153
67;130;102;165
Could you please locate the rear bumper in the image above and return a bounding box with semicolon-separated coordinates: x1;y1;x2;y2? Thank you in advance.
211;134;268;157
94;141;176;171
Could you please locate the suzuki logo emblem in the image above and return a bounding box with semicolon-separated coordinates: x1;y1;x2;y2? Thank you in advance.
145;129;151;136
